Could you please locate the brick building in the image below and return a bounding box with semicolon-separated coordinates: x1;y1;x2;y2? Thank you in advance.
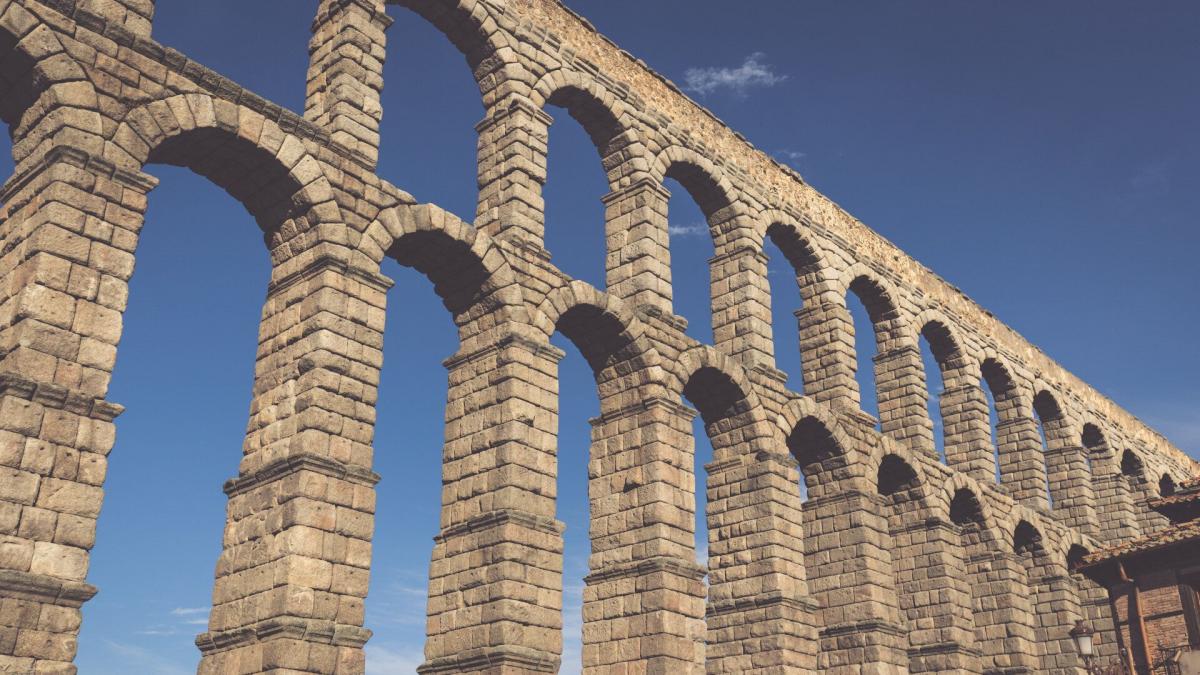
1079;477;1200;674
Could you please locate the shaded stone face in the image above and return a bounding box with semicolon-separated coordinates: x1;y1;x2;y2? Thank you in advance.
0;0;1193;674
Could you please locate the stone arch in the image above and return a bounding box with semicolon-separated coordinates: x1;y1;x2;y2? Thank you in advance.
533;280;664;382
761;214;831;304
674;344;763;424
0;1;104;166
650;145;739;222
109;95;341;249
840;266;905;350
388;0;526;105
532;68;644;177
366;202;525;331
776;396;852;461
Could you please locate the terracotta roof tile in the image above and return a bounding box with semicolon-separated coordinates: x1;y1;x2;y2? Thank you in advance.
1079;518;1200;568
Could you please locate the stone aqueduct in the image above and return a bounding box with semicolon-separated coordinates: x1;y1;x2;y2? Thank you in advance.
0;0;1194;673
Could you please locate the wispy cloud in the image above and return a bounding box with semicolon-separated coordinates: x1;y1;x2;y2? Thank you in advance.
105;641;192;675
669;223;708;237
685;52;787;97
775;149;806;162
366;643;426;674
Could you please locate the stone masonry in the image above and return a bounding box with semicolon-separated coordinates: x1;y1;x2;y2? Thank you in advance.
0;0;1195;673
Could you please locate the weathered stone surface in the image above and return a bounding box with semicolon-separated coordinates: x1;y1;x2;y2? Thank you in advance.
0;0;1193;673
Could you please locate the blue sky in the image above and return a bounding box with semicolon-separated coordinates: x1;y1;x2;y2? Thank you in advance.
6;1;1193;672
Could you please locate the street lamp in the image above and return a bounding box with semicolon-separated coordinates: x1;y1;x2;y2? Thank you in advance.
1071;620;1096;668
1070;621;1129;675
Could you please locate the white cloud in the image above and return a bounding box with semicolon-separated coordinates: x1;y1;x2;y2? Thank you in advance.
685;53;787;97
366;643;426;674
668;223;708;237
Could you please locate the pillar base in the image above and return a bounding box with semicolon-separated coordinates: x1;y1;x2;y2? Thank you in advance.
417;645;559;674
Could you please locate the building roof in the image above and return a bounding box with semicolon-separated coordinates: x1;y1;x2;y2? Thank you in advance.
1078;518;1200;569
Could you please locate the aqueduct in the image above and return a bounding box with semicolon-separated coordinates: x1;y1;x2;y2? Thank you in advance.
0;0;1195;673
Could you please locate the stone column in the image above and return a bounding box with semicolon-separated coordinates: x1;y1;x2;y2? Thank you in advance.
0;147;154;674
939;383;997;483
704;451;818;673
584;396;705;673
602;177;673;314
1027;558;1086;674
710;245;774;370
196;256;392;674
801;481;908;672
305;0;391;169
1044;442;1098;537
1092;449;1139;543
995;417;1050;510
796;300;859;411
887;516;981;672
474;97;552;248
874;345;935;458
420;334;566;674
962;547;1041;673
78;0;154;36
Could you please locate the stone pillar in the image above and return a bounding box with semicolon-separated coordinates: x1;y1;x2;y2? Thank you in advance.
420;334;565;674
874;345;935;457
0;147;154;673
196;257;393;674
940;383;997;483
710;245;774;369
1092;449;1139;543
962;547;1041;673
888;516;981;672
305;0;391;169
1027;559;1086;674
704;451;818;673
1045;442;1098;537
584;397;705;673
796;300;859;411
602;178;673;314
996;417;1050;510
475;96;552;248
78;0;154;36
801;483;908;672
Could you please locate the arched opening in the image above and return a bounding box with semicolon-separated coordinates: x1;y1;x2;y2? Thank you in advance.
550;329;600;675
1160;473;1177;497
764;223;822;390
364;257;463;671
920;321;962;463
981;358;1018;484
1032;390;1062;508
663;164;728;344
541;85;626;289
73;160;274;669
846;275;896;427
877;454;919;497
1082;422;1104;476
378;4;485;218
